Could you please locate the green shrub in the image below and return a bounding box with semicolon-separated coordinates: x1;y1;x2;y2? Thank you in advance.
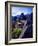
12;28;22;38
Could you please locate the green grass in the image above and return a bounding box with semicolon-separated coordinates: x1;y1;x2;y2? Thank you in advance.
12;28;22;38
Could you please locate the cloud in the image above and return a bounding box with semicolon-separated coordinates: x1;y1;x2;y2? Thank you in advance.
11;7;32;16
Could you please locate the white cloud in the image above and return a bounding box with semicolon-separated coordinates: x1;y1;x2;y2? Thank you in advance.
11;6;32;16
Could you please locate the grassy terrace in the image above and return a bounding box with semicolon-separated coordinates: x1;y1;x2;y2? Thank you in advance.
11;28;22;38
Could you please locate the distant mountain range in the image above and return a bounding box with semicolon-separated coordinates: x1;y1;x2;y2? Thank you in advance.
11;13;33;23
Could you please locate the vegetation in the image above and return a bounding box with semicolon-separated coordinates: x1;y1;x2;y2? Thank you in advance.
12;28;22;38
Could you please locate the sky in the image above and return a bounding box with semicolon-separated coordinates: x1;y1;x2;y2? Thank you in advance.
11;6;32;16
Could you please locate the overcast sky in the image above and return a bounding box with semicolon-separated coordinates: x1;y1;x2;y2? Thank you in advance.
11;6;32;16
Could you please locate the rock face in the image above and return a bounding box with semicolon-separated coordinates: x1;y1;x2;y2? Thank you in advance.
22;26;33;38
